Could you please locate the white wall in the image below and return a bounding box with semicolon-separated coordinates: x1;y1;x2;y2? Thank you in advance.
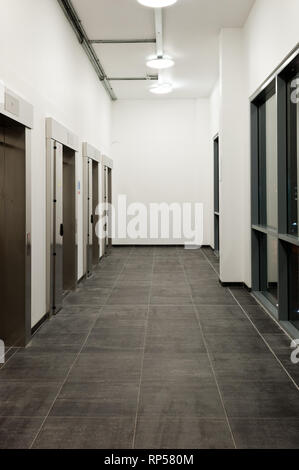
242;0;299;286
112;99;211;246
0;0;112;327
210;82;220;140
210;0;299;285
219;28;248;283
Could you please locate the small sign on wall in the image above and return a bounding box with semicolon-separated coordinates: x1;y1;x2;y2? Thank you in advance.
77;181;81;195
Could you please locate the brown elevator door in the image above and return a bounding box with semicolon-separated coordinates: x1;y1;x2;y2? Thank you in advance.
0;114;26;346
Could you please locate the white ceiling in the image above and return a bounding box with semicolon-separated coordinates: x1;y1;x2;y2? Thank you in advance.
71;0;255;99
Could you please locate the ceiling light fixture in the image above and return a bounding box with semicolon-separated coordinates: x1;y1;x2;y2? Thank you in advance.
146;55;175;69
137;0;178;8
150;82;173;94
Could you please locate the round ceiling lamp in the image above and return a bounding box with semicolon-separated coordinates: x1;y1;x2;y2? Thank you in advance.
146;56;175;69
150;82;173;94
137;0;178;8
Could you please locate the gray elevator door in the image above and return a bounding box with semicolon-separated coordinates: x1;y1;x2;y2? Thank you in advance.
87;159;99;276
51;142;76;314
87;158;93;275
102;166;108;256
52;142;63;313
63;146;76;292
92;160;99;265
0;114;26;346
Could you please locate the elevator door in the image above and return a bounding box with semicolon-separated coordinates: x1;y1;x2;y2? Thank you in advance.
0;114;27;346
51;142;76;313
107;167;112;251
87;159;100;275
63;146;76;292
52;142;63;313
102;166;108;256
92;160;99;265
87;158;93;275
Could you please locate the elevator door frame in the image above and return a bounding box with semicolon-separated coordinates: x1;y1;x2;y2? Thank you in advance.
82;143;101;277
0;86;33;346
46;118;79;315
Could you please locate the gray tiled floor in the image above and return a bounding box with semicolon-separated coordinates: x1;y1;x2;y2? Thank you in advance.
0;246;298;449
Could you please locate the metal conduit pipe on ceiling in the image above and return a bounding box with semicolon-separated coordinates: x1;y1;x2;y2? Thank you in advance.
57;0;117;101
57;1;165;100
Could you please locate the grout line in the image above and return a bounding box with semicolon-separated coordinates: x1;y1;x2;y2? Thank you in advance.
131;252;154;449
185;249;237;449
0;347;20;370
0;347;22;370
28;248;134;449
251;293;295;342
201;249;299;392
203;249;295;340
228;289;299;392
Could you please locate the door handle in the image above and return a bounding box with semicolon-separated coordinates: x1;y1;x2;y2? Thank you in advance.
60;224;64;237
91;215;94;224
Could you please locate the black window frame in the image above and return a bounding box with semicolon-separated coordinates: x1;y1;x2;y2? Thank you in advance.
251;46;299;335
213;135;220;256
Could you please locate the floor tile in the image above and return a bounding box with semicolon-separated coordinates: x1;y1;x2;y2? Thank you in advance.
118;272;153;281
230;418;299;449
152;273;186;283
107;286;150;305
150;286;192;305
196;305;247;319
68;351;142;383
204;334;269;354
134;417;234;449
145;327;206;353
199;315;257;335
138;379;225;418
0;417;43;449
58;306;103;316
148;305;197;321
142;353;213;382
220;381;299;418
51;382;139;417
94;305;147;328
0;352;75;382
193;288;236;306
211;352;291;383
63;288;111;306
83;327;145;352
33;417;135;449
0;381;60;417
229;289;258;305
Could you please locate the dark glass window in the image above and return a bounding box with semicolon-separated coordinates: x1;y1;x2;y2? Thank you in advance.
259;233;278;306
288;244;299;329
214;137;220;255
287;73;299;236
258;92;278;228
214;137;219;213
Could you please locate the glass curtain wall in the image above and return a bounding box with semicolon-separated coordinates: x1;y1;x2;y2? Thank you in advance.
251;50;299;332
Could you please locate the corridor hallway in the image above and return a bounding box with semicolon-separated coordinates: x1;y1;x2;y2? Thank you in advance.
0;247;299;449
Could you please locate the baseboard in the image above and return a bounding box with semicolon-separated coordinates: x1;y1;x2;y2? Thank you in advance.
220;281;251;291
77;274;86;285
31;312;50;336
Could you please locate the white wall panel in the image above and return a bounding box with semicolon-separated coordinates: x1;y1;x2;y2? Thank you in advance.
0;0;111;327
